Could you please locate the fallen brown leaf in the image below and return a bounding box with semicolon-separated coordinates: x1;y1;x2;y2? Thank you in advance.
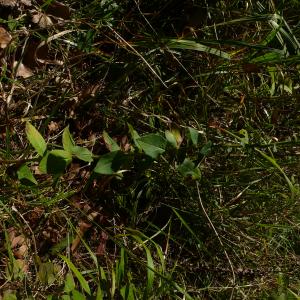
0;27;12;48
32;12;53;28
13;61;33;78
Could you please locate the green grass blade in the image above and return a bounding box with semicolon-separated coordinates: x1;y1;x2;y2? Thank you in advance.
59;255;91;295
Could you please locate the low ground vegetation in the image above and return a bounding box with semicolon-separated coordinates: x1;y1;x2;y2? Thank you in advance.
0;0;300;299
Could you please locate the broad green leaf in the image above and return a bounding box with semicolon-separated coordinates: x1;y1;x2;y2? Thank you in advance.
17;164;38;185
71;146;93;162
165;130;177;148
25;122;47;156
38;262;56;285
41;150;72;174
136;134;167;159
39;151;49;174
103;131;120;152
200;141;212;156
187;127;199;146
127;123;141;149
94;151;125;175
177;158;201;180
62;126;75;153
59;255;91;295
64;273;75;293
72;290;86;300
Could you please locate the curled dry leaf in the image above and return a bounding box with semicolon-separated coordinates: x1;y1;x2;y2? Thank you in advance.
32;12;53;28
0;27;12;49
13;61;33;78
20;0;31;5
8;227;29;259
71;211;99;253
48;121;59;133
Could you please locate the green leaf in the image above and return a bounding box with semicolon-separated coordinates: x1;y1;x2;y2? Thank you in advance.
38;262;56;285
166;39;231;60
103;131;120;152
3;291;17;300
62;126;75;153
145;246;155;295
120;284;135;300
187;127;199;146
94;151;125;175
238;129;249;146
165;130;178;148
64;273;75;293
128;123;141;149
200;141;212;156
177;158;201;180
250;52;282;63
96;286;103;300
39;151;49;174
40;150;72;175
136;134;167;159
59;255;91;295
25;122;47;156
72;290;86;300
17;164;38;185
71;146;93;162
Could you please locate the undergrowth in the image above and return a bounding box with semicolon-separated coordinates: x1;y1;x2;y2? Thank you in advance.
0;0;300;299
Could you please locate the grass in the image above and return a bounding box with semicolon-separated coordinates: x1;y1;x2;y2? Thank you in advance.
0;0;300;299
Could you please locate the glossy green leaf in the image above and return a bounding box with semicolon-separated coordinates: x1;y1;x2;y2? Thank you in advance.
188;127;199;145
17;164;38;185
59;255;91;295
177;158;201;179
62;126;75;153
25;122;47;156
71;146;93;162
136;134;167;159
103;131;120;152
94;151;125;175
